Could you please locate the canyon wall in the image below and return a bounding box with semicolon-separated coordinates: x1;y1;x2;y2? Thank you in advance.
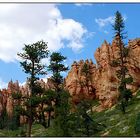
65;37;140;108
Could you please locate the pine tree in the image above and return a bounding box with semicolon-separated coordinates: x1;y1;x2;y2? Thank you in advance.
75;99;105;136
48;52;69;106
11;92;22;129
17;40;49;136
112;11;133;113
39;89;57;128
48;52;70;136
53;90;71;136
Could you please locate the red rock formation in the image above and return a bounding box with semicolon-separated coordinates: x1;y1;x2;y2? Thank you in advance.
65;37;140;109
0;80;21;117
65;59;96;104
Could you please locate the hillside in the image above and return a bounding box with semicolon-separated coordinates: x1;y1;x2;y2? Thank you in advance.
93;89;140;137
0;89;139;137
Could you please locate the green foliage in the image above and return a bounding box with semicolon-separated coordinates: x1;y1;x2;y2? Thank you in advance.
135;112;140;135
77;100;91;115
112;11;133;114
43;106;54;112
81;63;90;76
52;90;71;136
76;100;105;136
18;40;49;76
123;89;132;101
12;92;22;100
1;95;140;137
26;96;41;107
122;47;129;57
47;52;69;131
113;11;125;38
49;52;67;64
122;76;133;84
48;52;68;91
33;83;45;94
0;108;8;129
111;59;120;67
116;67;128;79
0;108;20;131
44;89;57;100
14;106;26;116
7;118;19;131
51;73;63;86
17;40;49;136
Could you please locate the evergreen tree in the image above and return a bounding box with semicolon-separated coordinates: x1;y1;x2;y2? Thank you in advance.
17;40;49;136
53;90;71;136
11;92;22;129
48;52;70;136
0;108;8;129
75;99;105;136
39;89;57;128
48;52;68;106
112;11;133;113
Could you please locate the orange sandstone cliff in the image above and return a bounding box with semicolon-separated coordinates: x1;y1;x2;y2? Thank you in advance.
65;37;140;108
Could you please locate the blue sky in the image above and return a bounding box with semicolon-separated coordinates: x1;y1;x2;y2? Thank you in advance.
0;3;140;89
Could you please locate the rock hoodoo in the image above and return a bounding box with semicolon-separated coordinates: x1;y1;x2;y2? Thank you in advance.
65;37;140;108
65;59;96;104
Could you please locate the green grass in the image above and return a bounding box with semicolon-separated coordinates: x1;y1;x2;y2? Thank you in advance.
0;89;140;137
0;127;26;137
92;89;140;137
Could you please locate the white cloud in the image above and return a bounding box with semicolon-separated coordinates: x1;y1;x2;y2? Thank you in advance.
123;14;127;21
0;4;87;63
41;73;53;83
104;30;109;34
19;81;26;87
75;3;92;6
0;78;7;89
95;15;127;35
95;16;114;28
95;15;127;28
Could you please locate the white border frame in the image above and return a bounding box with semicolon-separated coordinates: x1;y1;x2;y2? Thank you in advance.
0;0;140;3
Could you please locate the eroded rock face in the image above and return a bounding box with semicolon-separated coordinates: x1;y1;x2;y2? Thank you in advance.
0;80;20;117
65;59;96;104
65;37;140;108
127;39;140;90
6;96;13;118
94;39;120;108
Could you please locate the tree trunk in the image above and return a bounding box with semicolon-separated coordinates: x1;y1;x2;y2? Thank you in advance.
27;101;33;137
48;111;51;127
121;100;126;114
27;118;32;137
